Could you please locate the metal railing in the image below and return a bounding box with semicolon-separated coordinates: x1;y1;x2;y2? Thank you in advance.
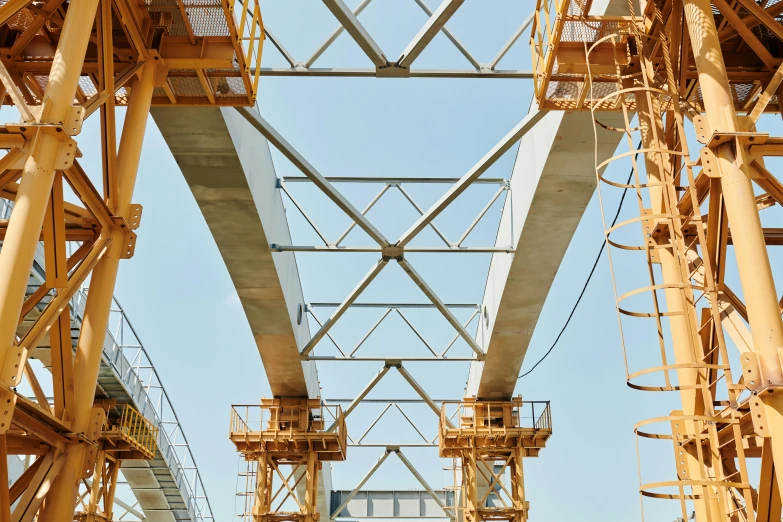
231;0;264;101
73;290;215;522
0;199;215;522
530;0;570;101
440;400;552;433
118;404;159;459
230;402;345;437
530;0;639;108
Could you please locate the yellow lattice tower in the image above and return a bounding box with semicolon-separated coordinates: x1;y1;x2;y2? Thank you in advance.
230;399;347;522
531;0;783;518
0;1;262;521
439;399;552;522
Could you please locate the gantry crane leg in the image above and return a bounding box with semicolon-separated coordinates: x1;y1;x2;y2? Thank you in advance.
682;0;783;505
230;400;347;522
0;0;260;517
440;400;550;522
0;0;97;368
37;61;157;522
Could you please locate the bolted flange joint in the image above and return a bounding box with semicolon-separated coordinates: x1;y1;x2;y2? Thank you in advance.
381;245;404;260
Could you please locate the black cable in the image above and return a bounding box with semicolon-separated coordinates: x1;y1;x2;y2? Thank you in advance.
517;143;640;379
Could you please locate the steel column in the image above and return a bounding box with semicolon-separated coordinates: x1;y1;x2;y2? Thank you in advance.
683;0;783;503
0;0;97;361
36;60;156;522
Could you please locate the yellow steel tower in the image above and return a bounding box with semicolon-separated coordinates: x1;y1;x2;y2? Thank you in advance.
0;0;262;520
534;0;783;518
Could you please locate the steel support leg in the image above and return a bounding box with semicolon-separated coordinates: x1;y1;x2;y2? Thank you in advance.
253;453;268;519
0;0;97;362
683;0;783;504
512;447;526;522
36;60;156;522
304;450;319;522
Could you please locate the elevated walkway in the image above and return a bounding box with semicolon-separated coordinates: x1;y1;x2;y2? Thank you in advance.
3;201;215;522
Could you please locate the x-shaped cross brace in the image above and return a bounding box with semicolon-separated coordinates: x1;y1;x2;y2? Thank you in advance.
236;106;547;361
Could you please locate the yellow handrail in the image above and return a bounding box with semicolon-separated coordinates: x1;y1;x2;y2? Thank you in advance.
119;404;158;458
229;0;264;103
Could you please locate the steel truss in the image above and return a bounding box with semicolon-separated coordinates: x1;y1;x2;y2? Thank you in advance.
306;303;482;361
230;400;347;522
259;0;533;79
439;399;552;522
0;1;549;521
233;97;553;521
236;106;547;366
533;0;783;517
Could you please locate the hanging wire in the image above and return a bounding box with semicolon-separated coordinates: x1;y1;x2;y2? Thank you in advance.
518;141;641;379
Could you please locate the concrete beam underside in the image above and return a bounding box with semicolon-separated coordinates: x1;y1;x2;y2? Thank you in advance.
150;107;330;517
467;110;625;399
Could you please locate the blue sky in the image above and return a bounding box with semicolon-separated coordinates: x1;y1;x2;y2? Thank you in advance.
14;1;783;521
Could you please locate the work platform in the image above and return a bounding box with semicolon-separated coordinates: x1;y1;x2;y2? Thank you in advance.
439;399;552;458
531;0;783;112
1;0;263;106
230;400;347;462
230;399;346;522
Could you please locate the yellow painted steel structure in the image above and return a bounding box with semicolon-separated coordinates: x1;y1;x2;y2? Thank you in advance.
439;399;552;522
8;0;783;518
230;400;347;522
75;403;158;522
533;0;783;517
0;0;262;521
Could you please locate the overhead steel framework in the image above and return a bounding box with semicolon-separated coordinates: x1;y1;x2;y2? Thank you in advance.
216;73;561;522
9;0;783;520
257;0;533;78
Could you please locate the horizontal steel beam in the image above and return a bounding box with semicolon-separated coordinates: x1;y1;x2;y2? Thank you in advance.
281;176;508;184
307;302;479;308
306;356;477;361
270;246;514;253
256;68;534;78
